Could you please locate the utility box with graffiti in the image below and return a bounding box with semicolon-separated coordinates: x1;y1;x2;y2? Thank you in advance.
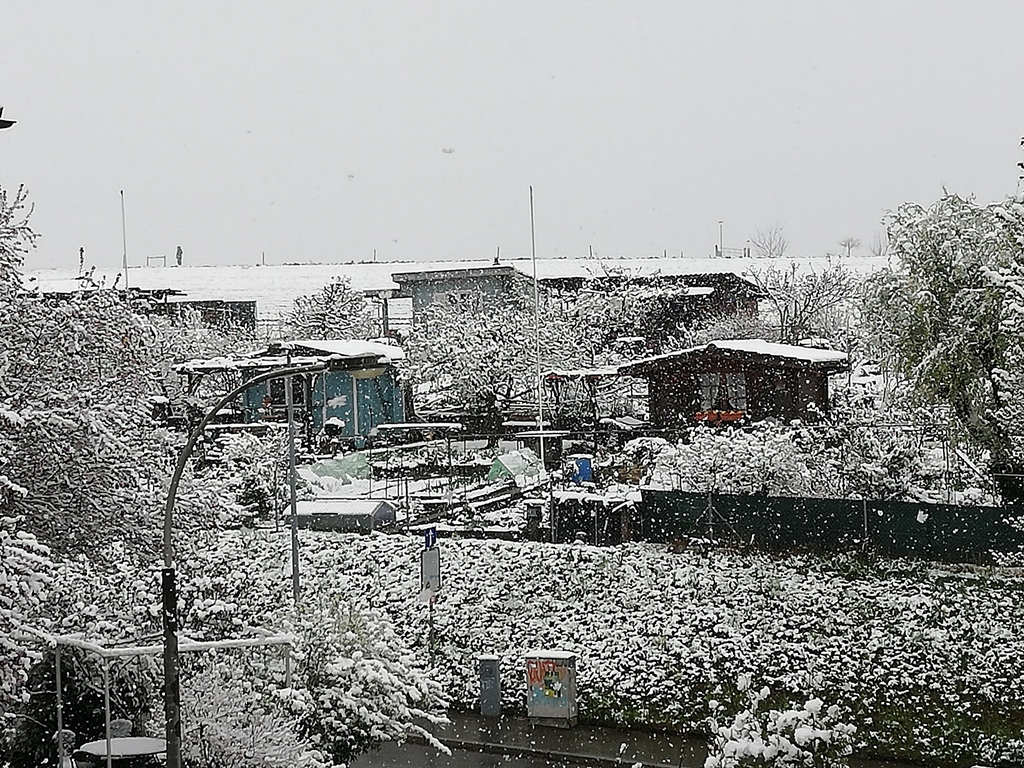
524;650;578;727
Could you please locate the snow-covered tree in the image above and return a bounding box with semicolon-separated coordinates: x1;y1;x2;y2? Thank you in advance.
286;277;374;340
0;184;264;557
863;192;1024;478
198;428;290;527
281;599;449;765
401;295;588;424
0;515;51;724
837;237;861;258
746;263;856;345
1;188;161;558
750;223;790;259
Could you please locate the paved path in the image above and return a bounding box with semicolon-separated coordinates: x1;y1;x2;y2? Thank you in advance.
426;711;707;768
364;711;919;768
352;740;608;767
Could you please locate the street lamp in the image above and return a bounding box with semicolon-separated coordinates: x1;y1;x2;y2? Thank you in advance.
161;361;330;768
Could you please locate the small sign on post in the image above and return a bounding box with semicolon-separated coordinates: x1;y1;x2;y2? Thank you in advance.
419;529;441;669
420;546;442;594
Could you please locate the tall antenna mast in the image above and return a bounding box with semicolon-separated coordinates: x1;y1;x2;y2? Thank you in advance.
120;190;129;290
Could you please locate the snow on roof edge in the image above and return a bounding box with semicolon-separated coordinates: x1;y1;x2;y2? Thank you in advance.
620;338;849;371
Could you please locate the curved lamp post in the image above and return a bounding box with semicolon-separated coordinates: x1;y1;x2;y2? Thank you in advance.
161;361;329;768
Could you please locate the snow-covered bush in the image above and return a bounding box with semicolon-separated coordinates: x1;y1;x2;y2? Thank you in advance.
212;531;1021;768
619;426;830;497
276;598;449;766
199;428;290;526
614;418;988;503
181;664;329;768
705;683;855;768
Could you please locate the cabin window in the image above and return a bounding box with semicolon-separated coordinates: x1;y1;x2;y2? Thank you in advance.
725;372;747;411
700;372;747;411
699;373;720;410
268;377;306;406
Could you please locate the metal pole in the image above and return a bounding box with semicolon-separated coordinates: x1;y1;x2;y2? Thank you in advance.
286;373;301;605
103;658;112;768
428;594;435;668
55;644;64;768
446;433;453;507
161;566;180;766
284;644;293;688
718;220;723;258
120;191;129;290
161;362;328;768
530;186;546;473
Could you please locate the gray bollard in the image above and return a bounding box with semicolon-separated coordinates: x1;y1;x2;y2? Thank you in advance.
478;654;501;718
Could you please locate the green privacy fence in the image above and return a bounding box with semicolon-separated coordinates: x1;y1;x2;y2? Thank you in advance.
554;490;1024;563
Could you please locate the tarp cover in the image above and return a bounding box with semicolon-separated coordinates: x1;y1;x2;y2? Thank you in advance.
308;453;371;481
488;448;542;485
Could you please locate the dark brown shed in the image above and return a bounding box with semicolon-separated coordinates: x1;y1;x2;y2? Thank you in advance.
618;339;849;427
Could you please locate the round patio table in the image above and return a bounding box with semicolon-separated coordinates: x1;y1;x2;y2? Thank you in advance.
75;737;166;766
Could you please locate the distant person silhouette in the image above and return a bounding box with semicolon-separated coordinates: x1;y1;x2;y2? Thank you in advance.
175;245;183;266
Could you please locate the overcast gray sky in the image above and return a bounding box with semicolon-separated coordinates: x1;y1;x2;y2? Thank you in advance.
2;1;1022;271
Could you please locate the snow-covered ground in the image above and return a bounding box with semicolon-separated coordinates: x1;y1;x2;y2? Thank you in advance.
24;255;890;320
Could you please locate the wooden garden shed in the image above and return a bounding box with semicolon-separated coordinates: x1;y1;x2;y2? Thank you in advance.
175;339;408;442
618;339;849;427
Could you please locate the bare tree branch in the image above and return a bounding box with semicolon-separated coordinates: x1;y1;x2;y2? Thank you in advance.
745;263;856;344
868;231;889;259
838;236;862;257
749;223;789;259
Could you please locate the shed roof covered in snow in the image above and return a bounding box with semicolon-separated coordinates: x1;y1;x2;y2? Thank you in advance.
391;264;523;283
174;338;404;374
284;339;406;361
289;498;397;532
618;339;849;377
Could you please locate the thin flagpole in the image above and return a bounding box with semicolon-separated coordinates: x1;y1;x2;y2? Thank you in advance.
120;190;129;290
530;187;546;473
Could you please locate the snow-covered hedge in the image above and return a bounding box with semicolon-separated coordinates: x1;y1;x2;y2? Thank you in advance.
705;685;857;768
35;530;1024;766
180;532;1024;766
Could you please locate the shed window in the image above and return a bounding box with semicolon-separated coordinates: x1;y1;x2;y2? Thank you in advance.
700;372;747;411
268;377;306;406
725;373;747;411
699;373;720;410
